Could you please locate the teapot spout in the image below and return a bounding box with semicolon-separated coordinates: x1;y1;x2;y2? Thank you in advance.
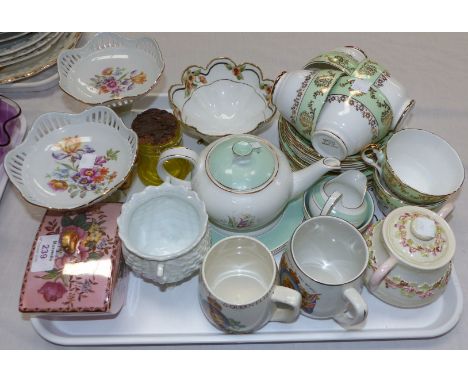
291;157;341;199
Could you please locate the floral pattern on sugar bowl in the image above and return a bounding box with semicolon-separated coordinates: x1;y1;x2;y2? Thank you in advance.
89;67;147;98
395;211;446;257
46;135;119;199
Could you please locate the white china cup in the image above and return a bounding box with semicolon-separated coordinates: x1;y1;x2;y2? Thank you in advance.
199;236;301;333
279;216;369;327
351;58;415;130
362;128;465;204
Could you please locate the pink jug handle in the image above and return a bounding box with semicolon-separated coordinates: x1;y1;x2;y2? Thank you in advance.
369;256;398;291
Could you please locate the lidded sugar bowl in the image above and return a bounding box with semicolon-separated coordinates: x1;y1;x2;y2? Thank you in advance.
364;204;455;308
157;134;340;233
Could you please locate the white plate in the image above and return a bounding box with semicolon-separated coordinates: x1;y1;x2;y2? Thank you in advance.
0;32;62;65
0;32;81;84
0;32;51;57
0;32;29;44
4;106;137;210
0;66;59;93
58;33;164;108
29;94;463;345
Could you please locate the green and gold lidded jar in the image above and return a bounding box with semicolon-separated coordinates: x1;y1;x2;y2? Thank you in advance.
132;108;191;186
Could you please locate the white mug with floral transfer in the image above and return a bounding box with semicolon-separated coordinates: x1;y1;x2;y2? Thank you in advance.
199;236;301;333
364;204;455;308
279;216;369;328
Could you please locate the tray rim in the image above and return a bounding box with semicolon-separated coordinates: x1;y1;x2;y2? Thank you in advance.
28;93;464;346
29;269;464;346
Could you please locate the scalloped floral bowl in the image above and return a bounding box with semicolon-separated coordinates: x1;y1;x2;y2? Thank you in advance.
58;33;164;108
169;57;276;141
4;106;137;210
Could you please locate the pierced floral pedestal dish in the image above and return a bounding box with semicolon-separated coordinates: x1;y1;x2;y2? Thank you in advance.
28;95;463;345
58;33;164;108
4;106;137;210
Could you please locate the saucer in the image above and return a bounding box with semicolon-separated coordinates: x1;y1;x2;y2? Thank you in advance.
211;195;304;256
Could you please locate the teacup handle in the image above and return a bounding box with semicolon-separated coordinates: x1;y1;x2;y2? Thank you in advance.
320;191;342;216
156;147;199;189
270;285;302;323
361;144;385;176
334;287;368;327
368;255;398;291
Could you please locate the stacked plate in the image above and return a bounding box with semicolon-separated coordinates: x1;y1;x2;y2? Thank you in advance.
278;115;391;178
0;32;81;87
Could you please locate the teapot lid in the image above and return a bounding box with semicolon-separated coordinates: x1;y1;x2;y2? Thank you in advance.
206;135;278;192
382;206;455;270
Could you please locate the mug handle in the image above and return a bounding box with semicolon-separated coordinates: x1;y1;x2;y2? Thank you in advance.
334;287;368;327
368;255;398;291
270;285;302;323
320;191;342;216
361;144;385;176
156;147;199;189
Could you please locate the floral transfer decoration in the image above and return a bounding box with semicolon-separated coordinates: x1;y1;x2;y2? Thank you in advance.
394;212;446;257
89;67;147;99
202;296;245;332
226;214;255;229
46;136;119;199
279;256;320;314
35;207;117;308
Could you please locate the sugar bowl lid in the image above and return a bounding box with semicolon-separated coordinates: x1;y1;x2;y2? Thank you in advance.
206;135;278;192
382;206;455;270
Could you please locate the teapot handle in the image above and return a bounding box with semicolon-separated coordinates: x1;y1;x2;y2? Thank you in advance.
156;147;199;189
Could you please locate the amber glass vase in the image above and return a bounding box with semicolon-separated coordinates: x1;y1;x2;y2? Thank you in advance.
136;128;191;186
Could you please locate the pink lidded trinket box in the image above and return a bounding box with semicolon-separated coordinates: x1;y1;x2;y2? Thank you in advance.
19;203;128;315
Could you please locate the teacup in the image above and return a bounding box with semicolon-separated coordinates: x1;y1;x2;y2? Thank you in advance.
362;129;465;204
310;75;393;160
279;217;369;327
272;69;343;140
372;168;447;216
199;236;301;333
351;58;415;130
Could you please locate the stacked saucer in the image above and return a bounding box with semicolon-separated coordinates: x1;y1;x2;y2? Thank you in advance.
0;32;81;88
278;115;391;179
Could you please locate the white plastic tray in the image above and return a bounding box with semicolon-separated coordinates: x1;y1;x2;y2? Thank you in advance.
30;94;464;346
